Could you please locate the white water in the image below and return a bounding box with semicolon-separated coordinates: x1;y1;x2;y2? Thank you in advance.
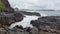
8;0;60;29
9;15;39;29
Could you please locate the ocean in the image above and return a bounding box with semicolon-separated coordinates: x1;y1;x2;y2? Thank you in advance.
8;0;60;29
8;0;60;16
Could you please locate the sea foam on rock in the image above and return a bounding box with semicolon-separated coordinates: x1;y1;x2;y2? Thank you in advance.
9;15;40;29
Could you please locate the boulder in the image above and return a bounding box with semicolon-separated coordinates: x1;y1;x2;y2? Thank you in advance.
0;12;24;27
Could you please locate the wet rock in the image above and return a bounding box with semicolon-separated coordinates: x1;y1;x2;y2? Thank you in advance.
31;16;60;34
0;16;60;34
14;12;25;22
0;12;24;27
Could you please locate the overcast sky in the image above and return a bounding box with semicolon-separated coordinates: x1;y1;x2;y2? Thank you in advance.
8;0;60;10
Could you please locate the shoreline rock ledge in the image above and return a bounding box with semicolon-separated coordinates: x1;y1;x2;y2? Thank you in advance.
31;16;60;34
0;16;60;34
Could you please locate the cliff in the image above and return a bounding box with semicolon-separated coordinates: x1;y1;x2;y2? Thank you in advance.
0;0;24;28
0;0;14;13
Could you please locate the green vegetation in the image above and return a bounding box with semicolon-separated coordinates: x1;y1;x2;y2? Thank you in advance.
0;1;5;12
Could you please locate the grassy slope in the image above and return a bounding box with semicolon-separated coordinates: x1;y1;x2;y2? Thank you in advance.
0;0;5;12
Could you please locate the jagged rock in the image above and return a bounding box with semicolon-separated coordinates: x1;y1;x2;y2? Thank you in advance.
0;12;24;27
0;0;14;13
0;28;7;34
31;16;60;34
14;12;25;22
0;16;60;34
0;12;14;26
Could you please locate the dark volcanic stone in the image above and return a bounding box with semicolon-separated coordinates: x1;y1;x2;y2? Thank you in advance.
0;16;60;34
14;12;25;22
0;12;24;26
31;16;60;34
0;12;14;25
15;11;41;16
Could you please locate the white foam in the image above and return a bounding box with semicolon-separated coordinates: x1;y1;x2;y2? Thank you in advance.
9;15;39;29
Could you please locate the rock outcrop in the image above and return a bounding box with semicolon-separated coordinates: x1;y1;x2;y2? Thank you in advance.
19;11;40;16
0;0;14;13
0;16;60;34
0;12;24;26
31;16;60;34
0;0;24;26
0;0;11;9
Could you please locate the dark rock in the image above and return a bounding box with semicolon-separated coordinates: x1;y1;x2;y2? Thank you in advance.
0;12;24;27
14;12;25;22
0;12;14;26
20;11;40;16
0;0;14;13
15;25;24;30
25;27;32;32
0;16;60;34
31;16;60;34
1;0;11;9
14;10;40;16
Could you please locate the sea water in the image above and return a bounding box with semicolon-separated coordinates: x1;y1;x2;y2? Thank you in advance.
8;0;60;29
9;15;39;29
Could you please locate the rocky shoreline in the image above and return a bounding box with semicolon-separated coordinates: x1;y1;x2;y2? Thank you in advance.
0;0;60;34
31;16;60;34
0;13;60;34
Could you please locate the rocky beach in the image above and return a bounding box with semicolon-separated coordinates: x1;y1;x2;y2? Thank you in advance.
0;0;60;34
